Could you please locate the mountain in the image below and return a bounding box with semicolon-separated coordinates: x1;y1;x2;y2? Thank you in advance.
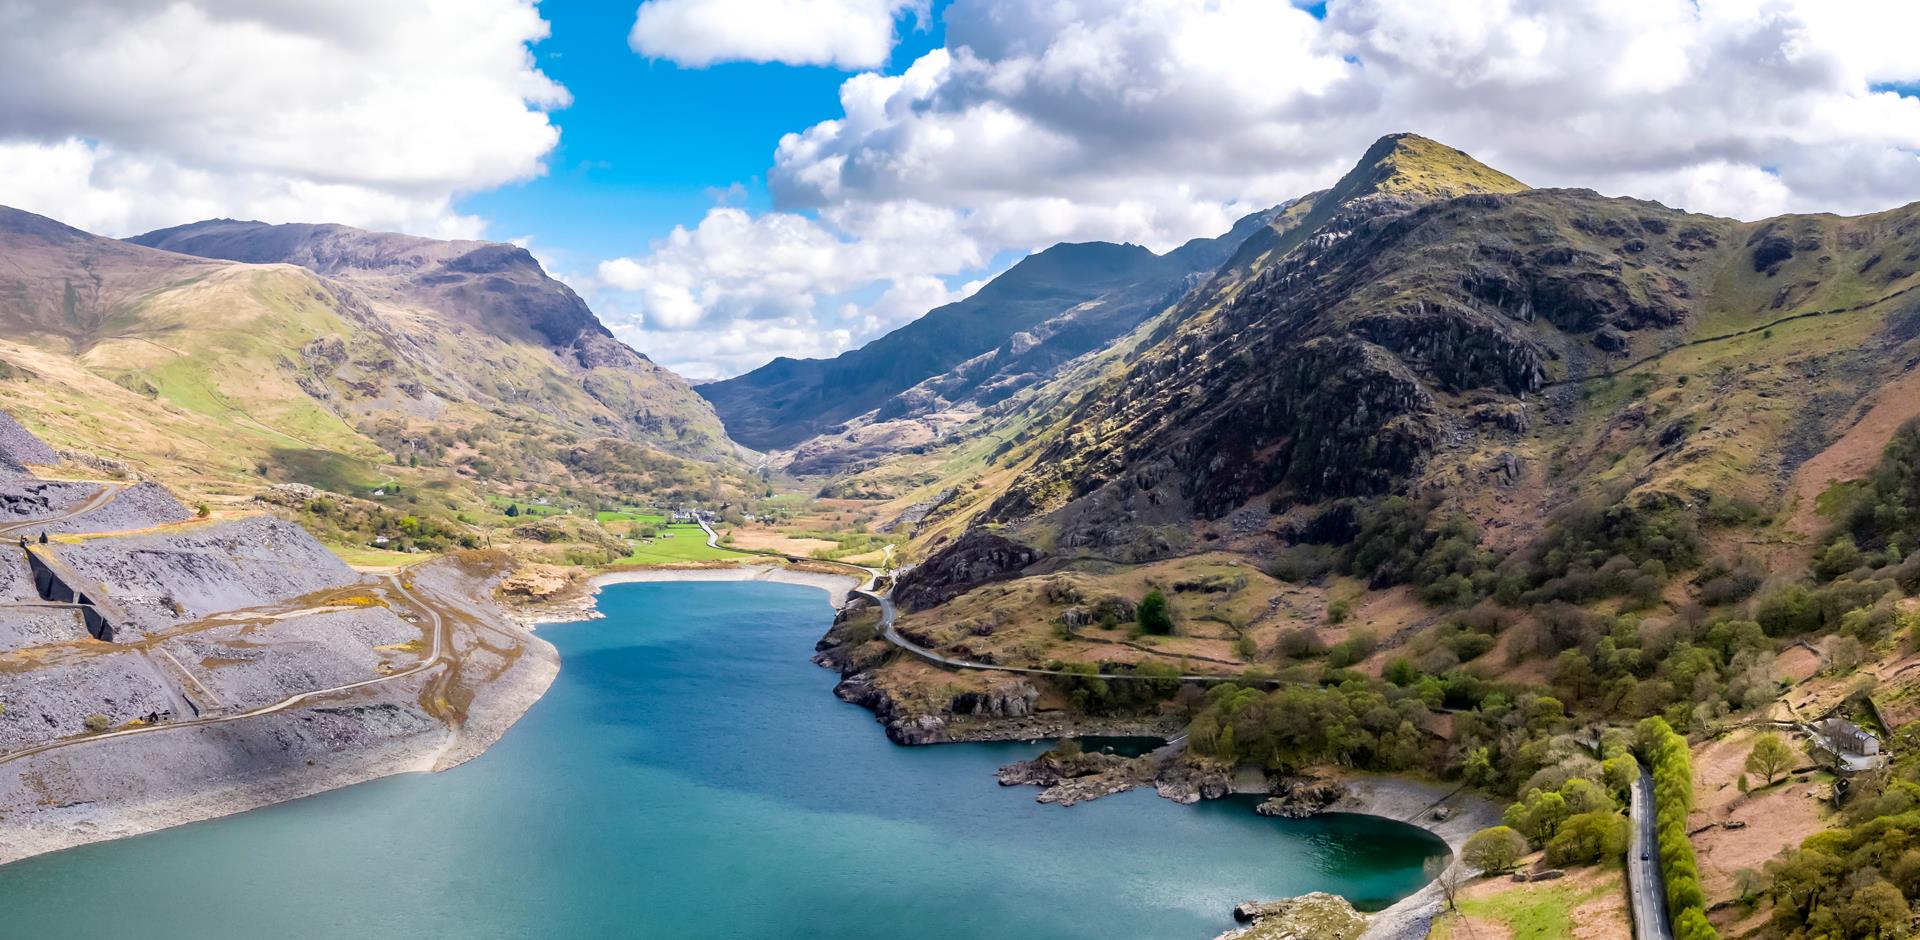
866;131;1920;603
0;206;743;505
696;206;1282;458
127;218;730;457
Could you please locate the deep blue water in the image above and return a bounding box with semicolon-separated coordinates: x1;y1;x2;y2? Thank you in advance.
0;582;1446;939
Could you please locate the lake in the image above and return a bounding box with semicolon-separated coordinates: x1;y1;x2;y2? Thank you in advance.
0;581;1447;939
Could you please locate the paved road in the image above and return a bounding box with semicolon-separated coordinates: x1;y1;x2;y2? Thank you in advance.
1628;763;1674;940
694;516;1258;685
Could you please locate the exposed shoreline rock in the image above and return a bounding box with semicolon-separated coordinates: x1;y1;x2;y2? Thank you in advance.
1256;776;1348;818
1216;892;1367;940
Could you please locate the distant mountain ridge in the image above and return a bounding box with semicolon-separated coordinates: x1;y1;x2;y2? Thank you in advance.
0;205;740;501
128;218;728;454
697;206;1283;457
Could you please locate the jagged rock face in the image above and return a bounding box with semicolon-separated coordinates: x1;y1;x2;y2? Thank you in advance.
892;530;1042;612
1154;760;1233;804
989;187;1728;549
1255;777;1348;818
950;679;1040;718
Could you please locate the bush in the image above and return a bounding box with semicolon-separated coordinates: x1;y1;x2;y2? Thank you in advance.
1461;826;1527;873
83;713;111;733
1545;810;1628;866
1136;589;1175;635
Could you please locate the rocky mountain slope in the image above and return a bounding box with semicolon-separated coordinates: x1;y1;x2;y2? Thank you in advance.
0;206;744;509
892;133;1920;594
128;218;731;458
697;207;1281;464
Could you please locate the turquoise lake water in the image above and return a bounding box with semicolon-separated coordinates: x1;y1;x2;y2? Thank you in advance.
0;582;1447;939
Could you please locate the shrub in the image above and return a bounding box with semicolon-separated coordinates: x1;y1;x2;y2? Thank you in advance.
1545;810;1627;866
1136;589;1175;635
1461;826;1527;873
83;713;111;733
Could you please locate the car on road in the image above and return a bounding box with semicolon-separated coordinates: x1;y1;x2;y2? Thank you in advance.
1641;851;1649;860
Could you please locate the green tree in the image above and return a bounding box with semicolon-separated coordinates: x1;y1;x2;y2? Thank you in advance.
1745;732;1793;786
1137;588;1174;635
1545;810;1627;866
1461;826;1527;873
1840;880;1910;940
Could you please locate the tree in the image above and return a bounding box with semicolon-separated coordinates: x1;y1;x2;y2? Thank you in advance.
1840;880;1911;940
1461;826;1527;873
1745;732;1793;786
1137;588;1174;635
1546;810;1627;866
1429;857;1465;912
505;503;520;518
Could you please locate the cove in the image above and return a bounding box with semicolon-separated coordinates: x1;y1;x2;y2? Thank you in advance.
0;582;1446;939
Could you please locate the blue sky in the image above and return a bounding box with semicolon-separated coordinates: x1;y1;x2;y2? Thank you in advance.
462;1;948;277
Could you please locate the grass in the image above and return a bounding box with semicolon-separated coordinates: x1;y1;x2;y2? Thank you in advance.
1441;873;1619;940
596;509;665;524
617;523;751;565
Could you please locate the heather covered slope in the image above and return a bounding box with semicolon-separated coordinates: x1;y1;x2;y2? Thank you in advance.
697;207;1281;457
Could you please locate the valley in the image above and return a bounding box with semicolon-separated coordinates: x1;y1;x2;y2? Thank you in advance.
3;130;1920;940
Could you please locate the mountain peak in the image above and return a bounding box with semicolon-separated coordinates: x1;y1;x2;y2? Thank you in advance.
1333;133;1528;202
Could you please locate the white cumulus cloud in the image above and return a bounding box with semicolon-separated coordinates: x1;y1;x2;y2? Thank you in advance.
630;0;927;69
0;0;566;237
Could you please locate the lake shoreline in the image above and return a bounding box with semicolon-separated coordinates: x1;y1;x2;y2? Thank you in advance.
582;569;1486;936
0;557;560;868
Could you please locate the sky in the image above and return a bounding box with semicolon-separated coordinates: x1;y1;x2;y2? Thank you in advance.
2;0;1919;380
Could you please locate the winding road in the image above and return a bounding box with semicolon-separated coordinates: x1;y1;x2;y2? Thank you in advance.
1628;763;1674;940
694;517;1258;685
0;482;122;538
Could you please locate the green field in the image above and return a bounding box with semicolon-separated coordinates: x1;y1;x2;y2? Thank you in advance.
597;509;667;524
617;523;750;565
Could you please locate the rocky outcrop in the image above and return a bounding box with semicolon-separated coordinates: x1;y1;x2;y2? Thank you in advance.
1256;777;1348;818
950;679;1040;718
1154;759;1234;804
892;529;1041;612
828;671;951;745
997;749;1152;806
1217;893;1367;940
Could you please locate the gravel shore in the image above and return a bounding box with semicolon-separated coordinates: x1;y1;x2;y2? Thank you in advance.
1339;775;1504;940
